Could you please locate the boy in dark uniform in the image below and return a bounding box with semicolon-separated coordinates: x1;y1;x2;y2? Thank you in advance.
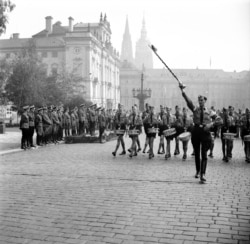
28;105;36;148
112;104;127;156
98;107;106;143
180;86;213;183
35;107;44;146
20;105;30;149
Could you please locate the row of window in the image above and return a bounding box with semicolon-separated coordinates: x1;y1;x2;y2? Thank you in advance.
5;51;58;59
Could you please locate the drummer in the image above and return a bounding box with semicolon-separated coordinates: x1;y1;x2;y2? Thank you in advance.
228;105;237;159
179;107;193;160
128;105;143;158
162;106;176;159
143;105;159;159
241;108;250;162
112;104;128;157
173;105;183;156
180;86;213;183
208;107;219;158
142;103;150;153
157;105;166;154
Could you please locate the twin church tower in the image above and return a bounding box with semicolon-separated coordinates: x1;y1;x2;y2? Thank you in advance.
120;16;153;70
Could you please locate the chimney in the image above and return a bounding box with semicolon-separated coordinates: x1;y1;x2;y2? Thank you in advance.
12;33;19;39
45;16;53;34
68;16;74;32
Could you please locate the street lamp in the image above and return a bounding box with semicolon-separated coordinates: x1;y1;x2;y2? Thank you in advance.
132;72;151;112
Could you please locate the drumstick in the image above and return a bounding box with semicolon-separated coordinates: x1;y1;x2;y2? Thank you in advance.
148;44;186;89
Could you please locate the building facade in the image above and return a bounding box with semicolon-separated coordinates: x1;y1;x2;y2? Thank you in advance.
120;64;250;112
0;14;120;109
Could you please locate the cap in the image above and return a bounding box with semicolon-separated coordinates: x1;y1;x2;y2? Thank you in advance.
37;107;43;112
43;106;48;110
53;106;57;110
80;104;85;107
29;105;35;109
198;95;207;101
89;103;97;108
23;105;29;110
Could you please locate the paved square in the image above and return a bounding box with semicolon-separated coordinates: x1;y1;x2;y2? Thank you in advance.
0;135;250;244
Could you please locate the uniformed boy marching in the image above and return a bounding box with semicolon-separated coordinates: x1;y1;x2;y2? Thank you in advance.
180;86;213;183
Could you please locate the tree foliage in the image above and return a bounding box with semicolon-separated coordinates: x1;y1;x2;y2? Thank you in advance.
4;45;47;112
0;0;15;36
2;43;88;112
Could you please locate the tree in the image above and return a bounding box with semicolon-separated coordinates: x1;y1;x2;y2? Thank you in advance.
0;0;15;36
4;44;47;112
0;58;12;104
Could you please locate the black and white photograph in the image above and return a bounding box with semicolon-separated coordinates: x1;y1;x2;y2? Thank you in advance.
0;0;250;243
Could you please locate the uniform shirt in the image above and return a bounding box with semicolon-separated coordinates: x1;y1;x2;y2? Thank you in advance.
42;112;52;127
88;109;96;123
35;113;43;128
70;113;76;128
28;112;35;127
128;112;142;127
64;112;71;127
241;113;250;130
161;113;175;128
114;110;127;126
98;113;106;128
20;113;29;129
143;112;158;127
79;108;87;122
51;111;60;125
192;107;211;125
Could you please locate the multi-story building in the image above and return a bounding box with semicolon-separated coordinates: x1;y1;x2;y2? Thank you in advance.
0;14;120;109
120;17;250;112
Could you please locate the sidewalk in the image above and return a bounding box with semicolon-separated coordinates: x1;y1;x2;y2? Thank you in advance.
0;127;22;155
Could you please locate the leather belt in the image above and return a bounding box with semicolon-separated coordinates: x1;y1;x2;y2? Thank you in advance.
194;124;204;128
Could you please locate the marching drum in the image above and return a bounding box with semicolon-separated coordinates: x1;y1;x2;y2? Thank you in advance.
163;128;176;137
178;132;191;142
128;129;140;136
223;133;236;140
244;135;250;142
148;127;158;134
116;129;125;135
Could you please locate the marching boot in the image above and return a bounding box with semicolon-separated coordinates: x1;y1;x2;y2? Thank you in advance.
200;160;206;182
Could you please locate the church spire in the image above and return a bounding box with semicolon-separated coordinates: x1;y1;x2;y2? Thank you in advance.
121;15;134;64
135;14;153;69
141;15;147;39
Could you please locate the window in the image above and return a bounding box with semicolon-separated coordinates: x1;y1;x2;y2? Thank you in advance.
51;63;58;75
52;51;58;58
42;52;47;58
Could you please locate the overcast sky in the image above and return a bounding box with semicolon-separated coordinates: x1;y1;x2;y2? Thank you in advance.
1;0;250;72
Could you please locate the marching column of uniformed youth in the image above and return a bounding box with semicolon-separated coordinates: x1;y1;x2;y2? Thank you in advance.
180;86;213;182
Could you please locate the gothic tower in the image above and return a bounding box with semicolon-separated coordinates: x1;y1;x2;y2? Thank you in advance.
120;16;134;64
135;16;153;69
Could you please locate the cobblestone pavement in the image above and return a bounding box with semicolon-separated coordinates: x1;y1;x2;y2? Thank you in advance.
0;134;250;244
